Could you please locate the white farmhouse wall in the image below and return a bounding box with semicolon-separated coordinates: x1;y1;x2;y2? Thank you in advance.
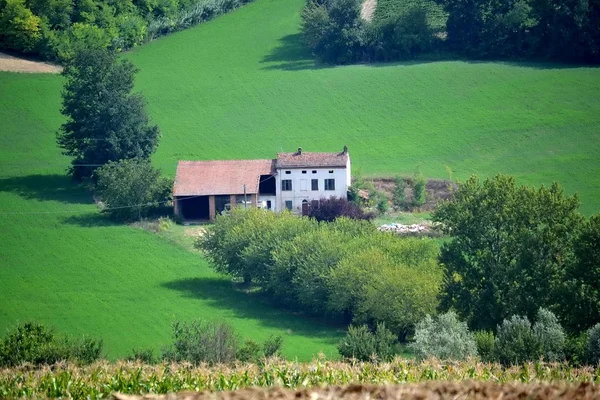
275;165;350;213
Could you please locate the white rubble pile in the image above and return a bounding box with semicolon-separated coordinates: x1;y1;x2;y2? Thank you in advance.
378;223;431;235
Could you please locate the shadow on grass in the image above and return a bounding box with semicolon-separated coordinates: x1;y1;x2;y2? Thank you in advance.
0;174;92;205
62;213;118;227
261;35;595;71
260;34;330;71
162;277;344;342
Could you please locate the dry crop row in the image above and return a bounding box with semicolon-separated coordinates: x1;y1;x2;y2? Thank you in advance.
1;358;600;398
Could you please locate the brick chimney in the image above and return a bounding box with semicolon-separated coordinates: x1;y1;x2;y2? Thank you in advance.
342;145;348;155
297;147;302;155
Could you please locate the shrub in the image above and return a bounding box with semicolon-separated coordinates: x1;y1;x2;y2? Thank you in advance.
587;323;600;365
338;323;398;362
308;197;373;222
410;312;477;361
126;348;157;364
236;339;261;363
474;331;495;363
263;335;283;358
95;159;171;221
162;320;238;365
0;322;103;367
565;332;588;366
392;176;408;210
494;315;540;365
533;308;565;362
412;173;427;206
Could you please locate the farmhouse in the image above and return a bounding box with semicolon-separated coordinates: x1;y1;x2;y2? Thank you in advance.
173;146;351;220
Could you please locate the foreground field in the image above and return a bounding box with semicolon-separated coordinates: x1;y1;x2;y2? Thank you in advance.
1;359;599;398
1;0;600;360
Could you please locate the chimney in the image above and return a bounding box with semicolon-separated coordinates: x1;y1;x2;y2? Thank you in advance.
342;145;348;155
297;147;302;155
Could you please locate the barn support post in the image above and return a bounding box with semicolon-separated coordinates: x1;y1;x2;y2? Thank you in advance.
173;197;180;217
209;195;216;221
230;194;236;208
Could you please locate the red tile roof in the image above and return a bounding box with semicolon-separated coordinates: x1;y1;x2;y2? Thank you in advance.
173;159;275;196
276;149;349;169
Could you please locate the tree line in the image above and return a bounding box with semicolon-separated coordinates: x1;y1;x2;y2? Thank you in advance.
0;0;254;62
301;0;600;64
198;174;600;363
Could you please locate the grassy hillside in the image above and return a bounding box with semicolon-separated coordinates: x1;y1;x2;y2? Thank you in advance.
1;0;600;359
0;73;343;360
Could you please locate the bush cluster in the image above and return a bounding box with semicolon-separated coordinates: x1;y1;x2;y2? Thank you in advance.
301;0;600;65
0;322;103;367
161;320;283;365
409;308;599;365
307;197;374;222
197;208;442;340
338;323;399;362
0;0;255;62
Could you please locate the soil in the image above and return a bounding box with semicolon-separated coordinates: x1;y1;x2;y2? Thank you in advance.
112;382;600;400
0;52;62;73
361;0;377;21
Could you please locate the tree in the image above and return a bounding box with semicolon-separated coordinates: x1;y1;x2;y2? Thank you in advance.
563;214;600;331
94;158;171;221
0;0;43;52
307;197;373;222
57;48;160;180
433;174;584;331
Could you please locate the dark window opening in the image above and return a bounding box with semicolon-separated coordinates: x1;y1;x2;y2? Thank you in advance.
302;170;307;174
285;200;293;210
325;179;335;191
329;170;334;174
311;179;319;191
282;179;292;191
259;175;276;195
285;171;291;174
312;170;317;174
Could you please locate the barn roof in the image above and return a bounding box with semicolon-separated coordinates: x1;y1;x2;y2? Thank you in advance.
276;148;349;169
173;159;275;196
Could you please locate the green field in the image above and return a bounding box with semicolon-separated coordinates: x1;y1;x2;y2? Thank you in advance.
1;0;600;359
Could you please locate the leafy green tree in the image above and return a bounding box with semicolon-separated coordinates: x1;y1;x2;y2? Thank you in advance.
94;158;171;221
338;323;399;362
433;174;584;331
0;0;42;52
533;308;565;362
410;312;478;361
57;48;160;180
494;315;540;365
563;214;600;331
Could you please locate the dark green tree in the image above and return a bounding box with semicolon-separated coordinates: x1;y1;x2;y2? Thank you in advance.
433;174;584;331
562;214;600;331
94;158;171;221
57;48;160;180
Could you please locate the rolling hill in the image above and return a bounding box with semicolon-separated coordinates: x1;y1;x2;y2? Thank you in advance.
1;0;599;358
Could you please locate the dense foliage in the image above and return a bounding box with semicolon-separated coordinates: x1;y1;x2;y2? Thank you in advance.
307;197;374;222
337;323;399;361
410;312;478;361
300;0;600;64
57;48;160;180
0;0;256;62
197;209;441;340
95;158;171;221
433;174;585;331
0;322;103;367
2;359;600;398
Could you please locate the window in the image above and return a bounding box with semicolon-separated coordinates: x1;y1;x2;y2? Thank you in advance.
266;200;272;210
329;170;334;174
285;171;291;174
300;179;307;191
285;200;293;210
311;179;318;191
281;179;292;191
325;179;335;191
312;170;317;174
302;170;307;174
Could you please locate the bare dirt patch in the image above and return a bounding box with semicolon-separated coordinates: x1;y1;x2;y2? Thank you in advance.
113;382;600;400
0;52;62;73
360;0;377;21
